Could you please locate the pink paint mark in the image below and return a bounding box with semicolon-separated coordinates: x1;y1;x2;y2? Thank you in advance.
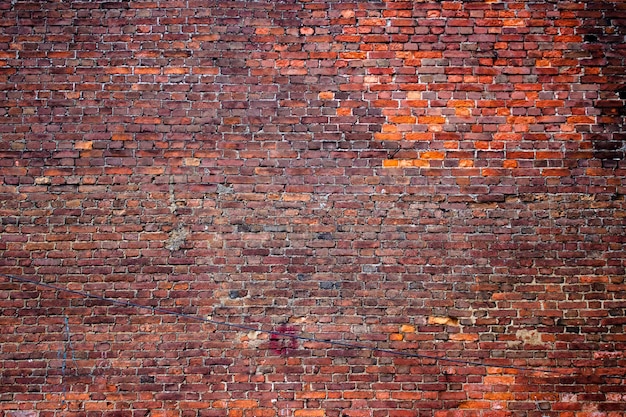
269;325;298;355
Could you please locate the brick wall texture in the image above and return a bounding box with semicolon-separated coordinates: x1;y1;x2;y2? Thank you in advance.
1;0;625;416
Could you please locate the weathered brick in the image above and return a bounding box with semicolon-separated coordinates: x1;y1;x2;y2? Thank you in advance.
0;1;624;416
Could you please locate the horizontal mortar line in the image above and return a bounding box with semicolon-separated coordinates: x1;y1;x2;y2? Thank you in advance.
1;272;563;375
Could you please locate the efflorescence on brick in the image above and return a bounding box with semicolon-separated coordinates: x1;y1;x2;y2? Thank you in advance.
0;0;625;416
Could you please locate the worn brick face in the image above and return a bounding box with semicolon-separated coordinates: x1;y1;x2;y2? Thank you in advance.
1;0;625;416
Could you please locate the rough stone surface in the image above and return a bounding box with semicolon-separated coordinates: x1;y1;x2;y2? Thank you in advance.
0;1;625;416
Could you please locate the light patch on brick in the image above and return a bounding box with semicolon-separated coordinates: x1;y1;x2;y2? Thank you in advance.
35;176;51;185
515;329;543;345
165;225;188;251
318;91;335;100
184;157;201;166
8;412;38;417
400;324;415;333
75;141;93;150
428;316;460;326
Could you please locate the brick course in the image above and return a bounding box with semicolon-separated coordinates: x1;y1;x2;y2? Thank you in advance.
0;0;625;416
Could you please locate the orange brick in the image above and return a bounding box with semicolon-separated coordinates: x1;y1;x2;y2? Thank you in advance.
295;391;327;399
48;51;73;58
448;100;474;108
482;168;507;177
536;100;564;107
406;100;428;108
194;34;220;42
406;91;424;100
135;167;165;175
400;324;415;333
536;151;563;159
411;51;443;58
340;51;367;59
230;400;258;409
283;193;311;202
536;59;551;67
183;158;201;167
396;159;417;168
75;141;93;150
294;410;324;417
134;117;161;124
405;132;432;141
281;67;307;76
343;391;374;399
507;116;535;124
375;133;402;141
164;67;188;74
112;133;133;141
392;391;422;400
449;333;479;341
484;392;514;401
335;35;361;43
64;393;90;401
586;168;607;176
504;18;525;26
84;402;114;411
373;99;399;108
411;159;430;168
503;159;517;168
483;375;515;385
418;116;446;124
213;401;228;408
318;91;334;100
567;115;595;124
337;107;352;116
493;132;522;141
224;117;241;125
420;151;445;160
389;115;417;124
180;401;211;409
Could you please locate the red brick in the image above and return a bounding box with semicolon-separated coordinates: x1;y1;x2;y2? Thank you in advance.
1;2;624;417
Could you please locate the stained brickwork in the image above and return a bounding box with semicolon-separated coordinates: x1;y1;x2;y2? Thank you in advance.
0;1;625;417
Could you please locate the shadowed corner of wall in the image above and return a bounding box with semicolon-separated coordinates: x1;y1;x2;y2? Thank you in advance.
592;85;626;169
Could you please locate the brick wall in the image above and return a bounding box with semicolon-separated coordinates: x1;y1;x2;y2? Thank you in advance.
1;1;625;416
